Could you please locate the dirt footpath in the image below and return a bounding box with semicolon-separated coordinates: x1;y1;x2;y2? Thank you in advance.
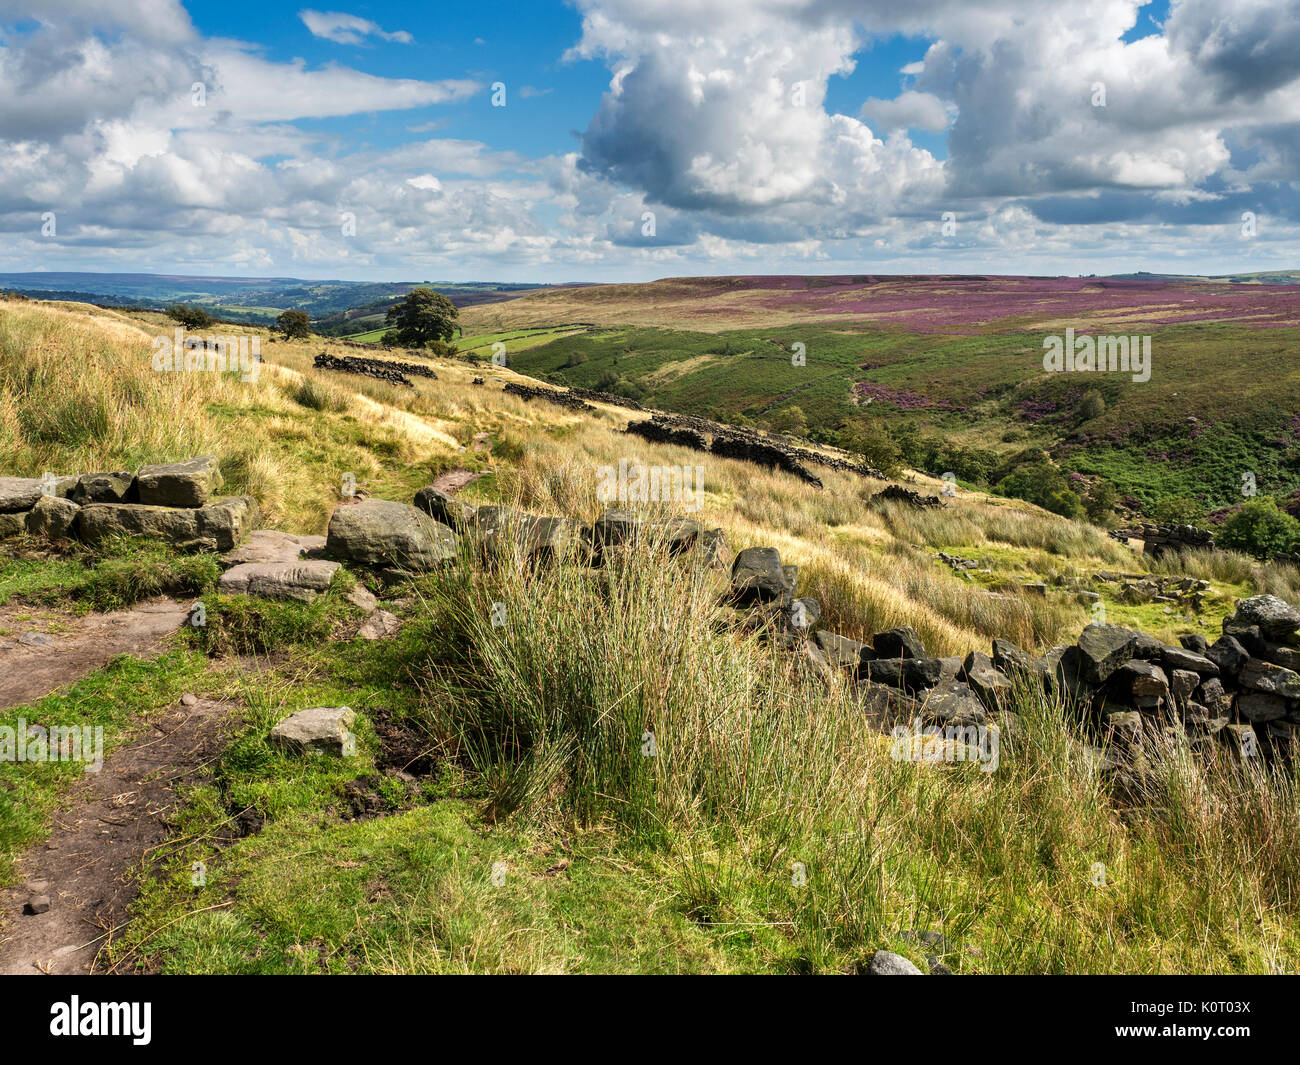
0;696;238;974
0;598;191;711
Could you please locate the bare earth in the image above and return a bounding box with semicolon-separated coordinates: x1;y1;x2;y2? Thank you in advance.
0;598;190;711
0;696;237;974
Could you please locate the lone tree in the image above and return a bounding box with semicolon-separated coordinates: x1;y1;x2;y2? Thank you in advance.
166;304;212;329
276;309;311;340
381;287;460;349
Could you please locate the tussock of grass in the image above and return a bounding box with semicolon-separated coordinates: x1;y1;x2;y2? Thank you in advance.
404;514;1300;972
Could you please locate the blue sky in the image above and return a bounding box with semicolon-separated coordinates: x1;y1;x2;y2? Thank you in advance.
0;0;1295;282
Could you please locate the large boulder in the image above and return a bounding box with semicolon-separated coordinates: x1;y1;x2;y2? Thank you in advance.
218;560;340;602
134;455;223;508
25;496;80;539
731;547;786;605
1076;624;1140;684
326;499;457;570
1230;595;1300;640
863;656;944;693
270;706;356;756
78;496;258;552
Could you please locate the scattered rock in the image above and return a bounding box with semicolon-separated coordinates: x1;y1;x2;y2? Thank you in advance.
25;496;80;539
345;584;378;613
270;706;356;757
358;610;402;641
731;547;787;605
814;630;865;669
865;950;923;975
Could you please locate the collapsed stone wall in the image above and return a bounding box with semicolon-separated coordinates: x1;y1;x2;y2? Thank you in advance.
624;416;828;486
6;455;1299;786
313;352;437;387
1135;523;1214;558
872;484;947;509
347;484;1300;779
0;457;258;552
565;387;647;411
625;413;885;481
503;382;596;411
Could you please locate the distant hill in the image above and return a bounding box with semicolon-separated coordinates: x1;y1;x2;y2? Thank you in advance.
1108;269;1300;286
0;272;558;329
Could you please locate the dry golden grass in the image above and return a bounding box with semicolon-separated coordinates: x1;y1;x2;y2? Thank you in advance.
0;298;1267;655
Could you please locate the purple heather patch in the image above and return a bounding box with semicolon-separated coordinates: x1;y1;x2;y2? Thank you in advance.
704;274;1300;334
855;381;944;409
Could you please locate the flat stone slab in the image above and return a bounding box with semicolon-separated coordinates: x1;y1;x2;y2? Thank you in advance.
270;706;356;757
135;455;223;508
0;477;44;513
77;496;258;552
218;560;340;602
358;609;401;640
221;529;328;565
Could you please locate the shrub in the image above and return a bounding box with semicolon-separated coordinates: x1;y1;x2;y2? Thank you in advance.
839;422;902;477
1084;480;1117;525
1217;497;1300;560
1076;389;1106;423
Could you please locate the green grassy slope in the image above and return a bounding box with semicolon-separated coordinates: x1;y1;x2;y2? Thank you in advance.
505;321;1300;512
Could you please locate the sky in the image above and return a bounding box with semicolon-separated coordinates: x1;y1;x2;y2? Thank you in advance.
0;0;1297;282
